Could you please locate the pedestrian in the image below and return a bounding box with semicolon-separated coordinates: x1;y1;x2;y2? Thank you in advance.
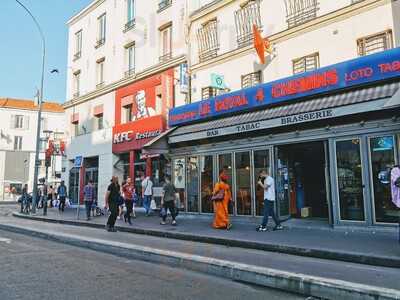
122;177;135;225
47;185;55;208
390;165;400;243
212;169;232;230
105;176;120;232
20;184;28;213
141;174;153;216
57;181;67;212
257;170;283;232
83;180;95;221
160;175;177;226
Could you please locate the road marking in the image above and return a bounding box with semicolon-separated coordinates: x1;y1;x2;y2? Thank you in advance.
0;237;11;244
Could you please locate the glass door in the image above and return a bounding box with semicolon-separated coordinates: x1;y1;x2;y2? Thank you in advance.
186;156;199;213
85;168;99;203
235;152;252;216
253;149;271;216
335;139;366;222
68;168;79;205
200;155;214;213
218;153;233;214
275;147;290;219
369;135;398;223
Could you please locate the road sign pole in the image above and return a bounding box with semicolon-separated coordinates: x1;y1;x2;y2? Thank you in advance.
74;156;83;220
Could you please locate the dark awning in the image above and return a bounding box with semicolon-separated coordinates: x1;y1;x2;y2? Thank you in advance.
142;127;177;155
169;81;400;144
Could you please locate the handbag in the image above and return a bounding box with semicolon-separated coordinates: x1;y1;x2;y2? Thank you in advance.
211;189;225;202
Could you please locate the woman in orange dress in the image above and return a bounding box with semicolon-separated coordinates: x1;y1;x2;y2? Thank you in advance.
212;170;232;230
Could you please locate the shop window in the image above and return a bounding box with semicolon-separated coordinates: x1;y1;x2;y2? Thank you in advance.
369;136;398;223
173;158;185;211
201;155;214;213
218;153;233;214
187;156;199;212
241;71;262;88
159;23;172;62
197;19;219;62
292;52;319;75
235;152;251;215
253;149;271;216
336;139;365;221
284;0;319;29
357;30;393;56
234;0;262;47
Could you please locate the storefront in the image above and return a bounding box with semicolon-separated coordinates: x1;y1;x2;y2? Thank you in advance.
163;48;400;227
113;70;173;193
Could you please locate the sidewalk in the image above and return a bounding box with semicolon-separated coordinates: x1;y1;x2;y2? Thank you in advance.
0;216;399;300
12;207;400;268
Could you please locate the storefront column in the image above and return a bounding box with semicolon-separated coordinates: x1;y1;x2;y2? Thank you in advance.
146;157;152;177
79;165;85;205
129;151;135;180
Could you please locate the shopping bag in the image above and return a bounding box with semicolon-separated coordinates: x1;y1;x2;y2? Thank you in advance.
150;199;157;210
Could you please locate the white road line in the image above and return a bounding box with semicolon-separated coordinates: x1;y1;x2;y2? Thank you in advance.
0;237;11;244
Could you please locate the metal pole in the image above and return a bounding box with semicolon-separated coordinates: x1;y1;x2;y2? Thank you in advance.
14;0;46;214
43;165;48;216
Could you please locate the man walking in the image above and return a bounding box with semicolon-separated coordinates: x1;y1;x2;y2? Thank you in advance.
141;175;153;216
257;170;283;232
160;175;177;226
83;180;95;221
105;176;120;232
57;181;67;212
122;177;134;225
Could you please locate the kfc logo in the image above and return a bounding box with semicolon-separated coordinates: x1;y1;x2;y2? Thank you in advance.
132;90;156;121
113;131;133;144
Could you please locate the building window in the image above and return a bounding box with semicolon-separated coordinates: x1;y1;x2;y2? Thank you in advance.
201;87;219;100
95;114;104;130
123;105;133;123
125;0;135;31
158;0;172;12
12;115;24;129
125;44;135;77
197;19;219;62
292;52;319;74
13;136;22;150
74;30;82;60
234;0;262;47
96;59;105;88
159;24;172;62
40;117;48;131
284;0;319;28
241;71;262;88
73;122;79;136
96;13;106;48
357;30;393;56
39;139;47;152
73;71;80;97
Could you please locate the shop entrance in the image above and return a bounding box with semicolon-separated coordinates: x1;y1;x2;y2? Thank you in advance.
276;141;330;221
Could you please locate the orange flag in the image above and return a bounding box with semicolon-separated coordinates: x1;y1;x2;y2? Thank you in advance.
253;24;273;64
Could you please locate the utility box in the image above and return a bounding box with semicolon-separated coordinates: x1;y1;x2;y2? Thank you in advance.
301;207;312;218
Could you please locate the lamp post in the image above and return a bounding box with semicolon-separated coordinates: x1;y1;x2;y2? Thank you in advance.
42;130;53;216
14;0;46;214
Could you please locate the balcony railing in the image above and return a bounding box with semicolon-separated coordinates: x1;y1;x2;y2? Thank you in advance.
159;52;172;63
158;0;172;12
96;82;105;89
124;19;136;32
234;0;262;47
284;0;319;28
73;51;81;61
95;38;105;48
197;20;219;62
124;68;135;78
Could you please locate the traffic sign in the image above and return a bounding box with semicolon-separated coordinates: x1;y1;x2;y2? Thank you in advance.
74;156;83;168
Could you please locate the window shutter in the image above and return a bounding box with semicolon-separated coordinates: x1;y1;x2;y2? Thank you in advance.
10;115;15;129
24;116;29;130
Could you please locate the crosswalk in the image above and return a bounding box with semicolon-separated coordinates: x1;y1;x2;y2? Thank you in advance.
0;237;11;244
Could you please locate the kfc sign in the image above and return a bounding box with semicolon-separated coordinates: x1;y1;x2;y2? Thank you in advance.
113;130;161;144
113;131;133;144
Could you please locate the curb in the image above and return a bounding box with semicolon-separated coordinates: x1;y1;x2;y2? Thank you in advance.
0;222;399;300
0;201;17;205
12;212;400;269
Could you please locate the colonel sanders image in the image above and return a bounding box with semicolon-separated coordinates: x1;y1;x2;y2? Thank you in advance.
132;90;156;121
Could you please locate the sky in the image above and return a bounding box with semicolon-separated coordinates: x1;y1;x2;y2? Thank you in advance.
0;0;92;104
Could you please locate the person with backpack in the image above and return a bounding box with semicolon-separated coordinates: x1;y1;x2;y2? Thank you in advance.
122;177;135;225
57;181;67;212
83;180;96;221
160;175;177;226
391;165;400;243
212;169;232;230
105;176;120;232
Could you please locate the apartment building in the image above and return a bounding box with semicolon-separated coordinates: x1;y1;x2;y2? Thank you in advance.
63;0;188;206
0;98;65;200
162;0;400;227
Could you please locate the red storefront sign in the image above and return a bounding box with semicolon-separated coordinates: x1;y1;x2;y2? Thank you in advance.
112;115;166;153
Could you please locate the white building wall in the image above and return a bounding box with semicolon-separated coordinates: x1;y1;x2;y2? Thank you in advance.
188;0;396;103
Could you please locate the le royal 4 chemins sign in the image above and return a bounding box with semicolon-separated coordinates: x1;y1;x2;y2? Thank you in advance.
169;47;400;127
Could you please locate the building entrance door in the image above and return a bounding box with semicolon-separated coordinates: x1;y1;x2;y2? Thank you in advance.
85;168;99;202
275;141;330;221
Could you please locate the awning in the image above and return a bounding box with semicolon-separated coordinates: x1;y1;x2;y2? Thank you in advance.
169;82;400;144
142;127;177;155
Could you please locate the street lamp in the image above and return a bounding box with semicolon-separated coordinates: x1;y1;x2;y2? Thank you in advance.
14;0;46;214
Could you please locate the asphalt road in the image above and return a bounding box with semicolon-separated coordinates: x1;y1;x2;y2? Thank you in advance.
0;229;305;300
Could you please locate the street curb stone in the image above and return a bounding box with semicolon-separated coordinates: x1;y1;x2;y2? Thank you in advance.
12;212;400;268
0;222;399;300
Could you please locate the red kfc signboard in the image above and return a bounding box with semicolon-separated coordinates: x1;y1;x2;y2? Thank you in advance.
112;115;166;153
